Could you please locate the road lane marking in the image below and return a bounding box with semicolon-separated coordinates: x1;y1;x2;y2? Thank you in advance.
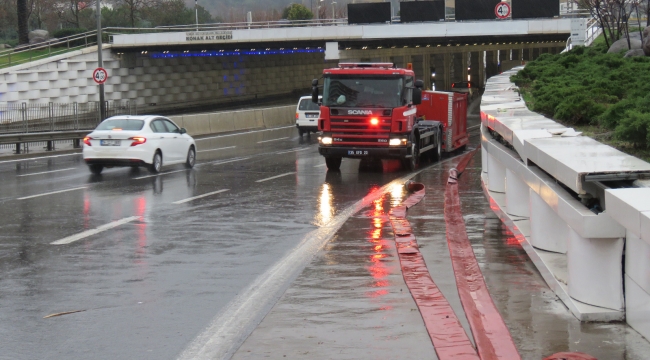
275;147;310;155
18;186;87;200
172;189;230;204
176;149;476;360
255;172;296;183
196;126;294;141
257;137;289;144
197;146;236;153
313;164;326;168
133;169;187;180
0;153;82;164
17;168;77;177
51;216;141;245
205;157;250;166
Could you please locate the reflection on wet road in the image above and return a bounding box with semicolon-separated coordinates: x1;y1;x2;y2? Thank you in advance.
0;126;417;359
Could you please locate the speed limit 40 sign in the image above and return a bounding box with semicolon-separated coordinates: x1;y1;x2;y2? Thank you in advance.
495;2;511;19
93;67;108;84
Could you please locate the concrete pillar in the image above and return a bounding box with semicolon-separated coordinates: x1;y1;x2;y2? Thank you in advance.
451;52;464;84
505;169;529;218
487;153;505;193
568;228;624;311
432;54;445;91
443;53;452;91
462;52;469;82
532;48;540;60
422;54;431;90
469;51;480;86
478;51;486;88
411;54;424;83
485;50;498;80
529;190;568;253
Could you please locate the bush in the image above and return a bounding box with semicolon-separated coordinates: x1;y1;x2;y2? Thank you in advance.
615;110;650;147
52;28;88;39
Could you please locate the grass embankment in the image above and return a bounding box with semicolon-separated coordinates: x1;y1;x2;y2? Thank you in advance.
0;46;83;69
510;41;650;163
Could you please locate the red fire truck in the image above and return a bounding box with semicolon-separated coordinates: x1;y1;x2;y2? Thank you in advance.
312;63;468;171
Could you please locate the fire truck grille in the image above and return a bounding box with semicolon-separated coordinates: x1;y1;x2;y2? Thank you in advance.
330;117;391;133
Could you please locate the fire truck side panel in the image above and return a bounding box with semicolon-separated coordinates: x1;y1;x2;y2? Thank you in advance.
416;91;468;152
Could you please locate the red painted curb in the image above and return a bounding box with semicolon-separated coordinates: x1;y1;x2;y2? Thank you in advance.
444;151;522;360
389;184;480;360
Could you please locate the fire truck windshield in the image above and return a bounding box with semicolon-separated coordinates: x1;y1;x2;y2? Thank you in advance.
322;75;404;108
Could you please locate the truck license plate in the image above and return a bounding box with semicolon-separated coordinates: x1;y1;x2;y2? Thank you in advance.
348;150;368;155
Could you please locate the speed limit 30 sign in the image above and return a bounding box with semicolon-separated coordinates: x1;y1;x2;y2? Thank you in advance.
495;2;511;19
93;67;108;84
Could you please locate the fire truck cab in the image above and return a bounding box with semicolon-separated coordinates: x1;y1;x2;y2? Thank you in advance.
312;63;445;171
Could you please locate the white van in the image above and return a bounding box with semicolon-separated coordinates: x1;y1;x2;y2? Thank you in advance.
295;95;321;136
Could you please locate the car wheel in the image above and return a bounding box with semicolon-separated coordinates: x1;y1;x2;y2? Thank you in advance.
325;157;342;170
185;146;196;169
149;151;162;174
89;164;103;175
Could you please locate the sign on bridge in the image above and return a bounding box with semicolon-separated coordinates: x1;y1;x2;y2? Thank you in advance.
495;2;511;19
185;31;233;42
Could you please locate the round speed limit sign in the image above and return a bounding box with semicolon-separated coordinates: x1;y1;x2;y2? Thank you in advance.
93;67;108;84
495;2;511;19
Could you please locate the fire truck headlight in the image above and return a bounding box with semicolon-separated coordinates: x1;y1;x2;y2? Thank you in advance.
389;138;407;146
320;136;333;145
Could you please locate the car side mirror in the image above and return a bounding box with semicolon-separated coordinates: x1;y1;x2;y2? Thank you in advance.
413;88;422;105
180;128;187;134
311;79;319;104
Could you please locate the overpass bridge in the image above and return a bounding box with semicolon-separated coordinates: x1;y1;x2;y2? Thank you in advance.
1;18;580;111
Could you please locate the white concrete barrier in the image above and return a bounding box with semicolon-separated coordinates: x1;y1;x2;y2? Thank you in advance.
480;67;650;328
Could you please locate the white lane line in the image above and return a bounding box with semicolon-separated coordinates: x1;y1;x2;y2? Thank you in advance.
255;172;296;183
175;155;453;360
257;137;289;144
17;168;77;177
0;153;82;164
313;164;326;168
205;157;250;166
51;216;141;245
197;146;236;153
17;186;87;200
133;169;187;180
196;126;294;141
275;148;310;155
172;189;230;204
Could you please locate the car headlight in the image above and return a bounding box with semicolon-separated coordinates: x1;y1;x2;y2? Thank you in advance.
320;136;333;145
389;138;407;146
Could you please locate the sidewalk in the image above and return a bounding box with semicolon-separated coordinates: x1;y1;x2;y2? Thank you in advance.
232;151;650;359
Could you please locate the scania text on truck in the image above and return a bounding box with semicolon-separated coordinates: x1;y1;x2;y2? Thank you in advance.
311;63;468;171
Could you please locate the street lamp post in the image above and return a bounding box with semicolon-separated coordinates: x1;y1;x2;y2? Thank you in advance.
195;0;198;31
332;1;336;19
96;0;105;122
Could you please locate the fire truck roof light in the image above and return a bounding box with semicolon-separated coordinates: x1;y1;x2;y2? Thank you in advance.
338;63;395;69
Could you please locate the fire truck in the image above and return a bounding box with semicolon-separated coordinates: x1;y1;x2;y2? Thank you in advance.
312;63;468;171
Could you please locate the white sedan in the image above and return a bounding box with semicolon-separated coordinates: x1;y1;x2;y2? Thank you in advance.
82;115;197;175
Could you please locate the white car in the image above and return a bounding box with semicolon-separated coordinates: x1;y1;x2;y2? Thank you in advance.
295;95;321;136
82;115;197;175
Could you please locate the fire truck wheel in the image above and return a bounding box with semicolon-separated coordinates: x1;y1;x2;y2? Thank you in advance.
402;143;419;171
431;132;442;162
325;157;342;170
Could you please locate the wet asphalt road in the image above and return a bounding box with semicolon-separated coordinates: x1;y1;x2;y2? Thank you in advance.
0;124;430;360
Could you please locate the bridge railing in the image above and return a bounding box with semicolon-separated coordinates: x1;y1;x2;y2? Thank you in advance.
0;30;99;69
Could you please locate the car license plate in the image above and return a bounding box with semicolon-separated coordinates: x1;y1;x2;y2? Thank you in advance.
100;140;121;146
348;150;368;155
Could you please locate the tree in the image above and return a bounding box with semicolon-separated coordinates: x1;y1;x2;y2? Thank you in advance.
580;0;635;48
282;3;312;20
17;0;28;43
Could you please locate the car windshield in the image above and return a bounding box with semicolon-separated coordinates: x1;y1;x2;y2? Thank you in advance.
299;99;321;111
96;119;144;131
322;75;403;108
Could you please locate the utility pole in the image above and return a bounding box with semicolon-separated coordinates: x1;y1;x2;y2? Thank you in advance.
332;1;336;19
195;0;199;31
96;0;106;122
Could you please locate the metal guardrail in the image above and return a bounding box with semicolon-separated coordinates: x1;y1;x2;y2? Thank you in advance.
0;130;90;153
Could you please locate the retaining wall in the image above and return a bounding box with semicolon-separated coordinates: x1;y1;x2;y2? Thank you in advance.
480;67;650;338
167;105;295;136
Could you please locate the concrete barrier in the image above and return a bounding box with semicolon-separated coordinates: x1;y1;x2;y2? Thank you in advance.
480;67;650;332
171;104;296;137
